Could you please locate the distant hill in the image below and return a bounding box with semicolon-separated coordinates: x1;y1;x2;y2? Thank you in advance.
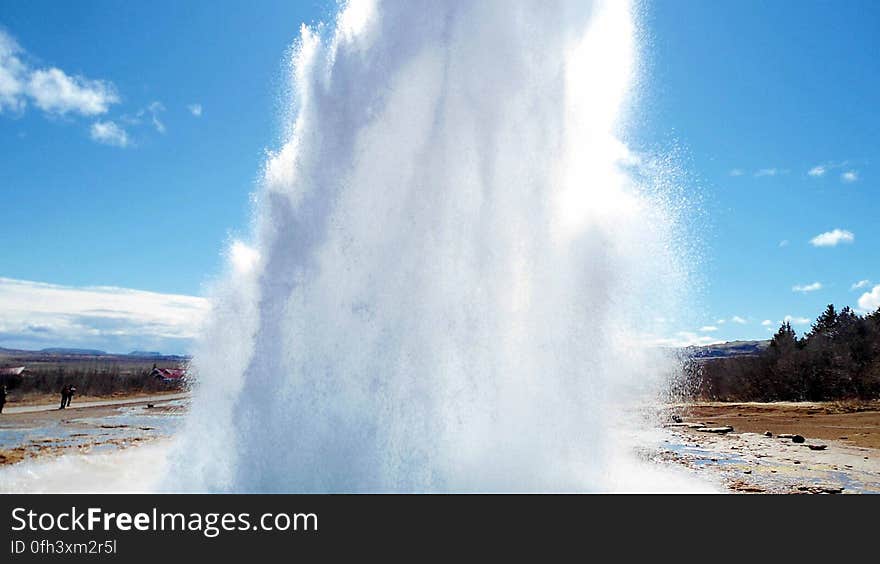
0;346;189;363
685;340;770;360
40;348;107;356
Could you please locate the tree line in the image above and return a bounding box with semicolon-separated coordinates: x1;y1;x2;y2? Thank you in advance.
683;304;880;401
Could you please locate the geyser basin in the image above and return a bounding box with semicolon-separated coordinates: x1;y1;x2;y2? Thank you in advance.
165;0;693;492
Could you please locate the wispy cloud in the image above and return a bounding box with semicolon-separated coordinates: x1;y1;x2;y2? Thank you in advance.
728;168;744;177
851;280;871;291
784;315;811;325
652;332;721;348
90;120;130;148
807;165;827;177
841;170;858;183
730;315;747;324
0;277;208;354
144;101;166;133
699;325;718;332
858;285;880;313
792;282;822;293
187;103;202;117
0;29;118;117
761;319;773;326
755;168;783;177
778;240;789;248
810;228;854;247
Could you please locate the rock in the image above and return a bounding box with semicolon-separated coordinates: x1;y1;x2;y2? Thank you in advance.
672;414;682;423
798;485;843;494
806;444;827;451
146;403;155;409
764;431;772;437
696;426;734;434
730;480;765;493
792;435;805;443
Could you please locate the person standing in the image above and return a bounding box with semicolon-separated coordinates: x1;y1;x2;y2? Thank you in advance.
0;384;7;414
60;385;70;409
66;386;77;408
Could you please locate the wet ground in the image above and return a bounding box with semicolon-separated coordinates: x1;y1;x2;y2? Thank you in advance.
650;414;880;494
2;396;879;493
0;394;188;466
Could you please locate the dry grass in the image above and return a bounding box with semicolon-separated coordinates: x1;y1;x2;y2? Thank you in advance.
1;359;187;401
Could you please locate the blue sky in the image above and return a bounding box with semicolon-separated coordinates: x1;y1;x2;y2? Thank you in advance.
1;0;878;352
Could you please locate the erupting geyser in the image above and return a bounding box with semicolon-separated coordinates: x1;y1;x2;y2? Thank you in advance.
166;0;691;492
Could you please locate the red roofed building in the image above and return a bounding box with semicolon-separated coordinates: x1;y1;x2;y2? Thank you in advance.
150;367;187;381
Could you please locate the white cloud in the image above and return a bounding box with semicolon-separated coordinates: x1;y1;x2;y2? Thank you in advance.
228;240;260;274
187;103;202;117
27;68;118;116
808;165;826;177
729;168;744;177
716;319;726;325
1;28;120;127
753;168;790;178
0;277;209;354
699;326;718;332
0;30;27;113
810;229;854;247
792;282;822;293
778;240;789;247
841;170;858;183
851;279;871;291
858;285;880;313
90;120;130;147
761;320;773;326
730;315;747;324
652;332;721;348
784;315;811;325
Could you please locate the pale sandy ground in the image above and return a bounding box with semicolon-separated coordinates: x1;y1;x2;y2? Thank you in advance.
656;403;880;494
2;392;190;415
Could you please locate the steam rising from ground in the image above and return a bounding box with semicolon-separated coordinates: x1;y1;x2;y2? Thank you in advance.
165;0;693;492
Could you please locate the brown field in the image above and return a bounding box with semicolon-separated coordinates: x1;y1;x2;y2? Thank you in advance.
675;400;880;450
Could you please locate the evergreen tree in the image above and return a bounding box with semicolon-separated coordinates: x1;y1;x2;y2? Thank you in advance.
769;321;798;353
806;304;839;343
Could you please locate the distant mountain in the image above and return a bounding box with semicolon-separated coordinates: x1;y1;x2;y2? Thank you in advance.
39;348;107;356
128;351;164;357
685;340;769;359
